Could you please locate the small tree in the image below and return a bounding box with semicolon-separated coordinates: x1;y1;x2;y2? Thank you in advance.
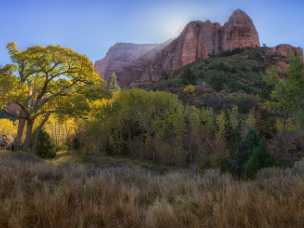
107;72;121;92
34;129;56;159
226;128;274;178
245;139;274;178
224;109;242;156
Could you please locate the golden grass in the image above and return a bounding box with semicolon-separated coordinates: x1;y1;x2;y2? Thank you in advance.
0;153;304;228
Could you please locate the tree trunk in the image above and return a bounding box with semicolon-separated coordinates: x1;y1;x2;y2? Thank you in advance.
24;119;34;149
14;119;26;150
32;114;50;152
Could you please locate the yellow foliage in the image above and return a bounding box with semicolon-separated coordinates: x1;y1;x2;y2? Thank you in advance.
183;84;196;94
90;98;112;110
275;118;297;133
0;119;17;136
45;117;77;146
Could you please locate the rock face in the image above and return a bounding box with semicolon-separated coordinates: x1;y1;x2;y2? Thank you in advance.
96;9;261;87
222;10;260;51
269;44;303;58
266;44;303;73
94;43;159;81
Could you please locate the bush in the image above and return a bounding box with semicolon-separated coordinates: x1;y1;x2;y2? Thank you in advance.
34;130;56;159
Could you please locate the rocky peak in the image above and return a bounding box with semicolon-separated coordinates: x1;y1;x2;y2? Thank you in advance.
229;9;253;24
222;9;260;51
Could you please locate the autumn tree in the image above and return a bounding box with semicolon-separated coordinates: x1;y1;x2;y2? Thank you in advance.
0;43;103;150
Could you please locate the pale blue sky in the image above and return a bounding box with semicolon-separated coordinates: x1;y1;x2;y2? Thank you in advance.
0;0;303;64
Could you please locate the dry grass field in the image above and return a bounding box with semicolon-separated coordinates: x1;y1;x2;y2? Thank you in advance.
0;151;303;228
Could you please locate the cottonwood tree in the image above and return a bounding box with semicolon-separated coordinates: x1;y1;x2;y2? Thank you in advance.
0;42;103;149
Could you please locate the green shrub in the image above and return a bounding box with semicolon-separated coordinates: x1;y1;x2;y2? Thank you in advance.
34;130;56;159
226;128;274;178
245;139;274;178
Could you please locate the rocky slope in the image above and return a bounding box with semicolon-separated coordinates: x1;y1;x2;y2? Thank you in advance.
266;44;303;73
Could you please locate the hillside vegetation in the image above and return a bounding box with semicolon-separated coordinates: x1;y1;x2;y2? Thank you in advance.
143;48;273;111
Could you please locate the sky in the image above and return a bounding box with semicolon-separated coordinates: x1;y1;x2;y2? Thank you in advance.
0;0;303;64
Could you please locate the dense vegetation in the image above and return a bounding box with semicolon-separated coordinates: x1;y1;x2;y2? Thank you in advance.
77;89;276;177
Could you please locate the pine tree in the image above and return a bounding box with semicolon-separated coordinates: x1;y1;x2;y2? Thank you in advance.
245;139;274;178
227;128;274;178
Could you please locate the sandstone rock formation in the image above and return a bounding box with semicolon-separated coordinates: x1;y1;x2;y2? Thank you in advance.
95;9;261;87
222;9;260;51
266;44;303;73
94;43;159;82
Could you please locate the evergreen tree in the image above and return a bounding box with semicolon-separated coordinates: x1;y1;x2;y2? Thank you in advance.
226;128;274;178
245;139;274;178
34;130;56;159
